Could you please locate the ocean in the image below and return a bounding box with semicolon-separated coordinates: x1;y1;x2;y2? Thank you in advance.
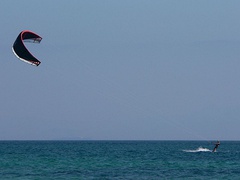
0;141;239;179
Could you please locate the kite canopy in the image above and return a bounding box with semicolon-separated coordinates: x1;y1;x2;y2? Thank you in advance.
12;30;42;66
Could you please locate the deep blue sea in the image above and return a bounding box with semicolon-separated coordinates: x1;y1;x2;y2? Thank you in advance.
0;141;239;179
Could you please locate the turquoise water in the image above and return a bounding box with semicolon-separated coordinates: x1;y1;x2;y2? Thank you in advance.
0;141;239;179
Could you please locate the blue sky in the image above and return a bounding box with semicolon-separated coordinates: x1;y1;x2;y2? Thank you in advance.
1;0;240;140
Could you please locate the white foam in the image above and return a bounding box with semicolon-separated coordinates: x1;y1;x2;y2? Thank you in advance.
183;147;211;153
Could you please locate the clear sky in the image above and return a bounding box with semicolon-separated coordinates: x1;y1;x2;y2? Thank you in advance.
1;0;240;140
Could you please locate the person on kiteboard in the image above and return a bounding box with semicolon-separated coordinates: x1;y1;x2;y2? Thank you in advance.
212;140;220;152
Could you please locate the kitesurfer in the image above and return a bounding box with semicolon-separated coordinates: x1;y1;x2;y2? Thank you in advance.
212;140;220;152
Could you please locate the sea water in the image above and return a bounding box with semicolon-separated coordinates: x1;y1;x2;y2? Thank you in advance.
0;141;239;179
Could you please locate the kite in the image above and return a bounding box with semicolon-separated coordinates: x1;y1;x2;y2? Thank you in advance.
12;30;42;66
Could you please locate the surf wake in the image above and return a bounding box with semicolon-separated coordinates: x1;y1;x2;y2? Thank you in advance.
183;147;211;153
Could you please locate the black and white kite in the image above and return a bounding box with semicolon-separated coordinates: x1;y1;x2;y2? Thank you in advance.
12;30;42;66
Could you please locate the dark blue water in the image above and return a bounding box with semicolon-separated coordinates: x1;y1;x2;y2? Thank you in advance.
0;141;239;179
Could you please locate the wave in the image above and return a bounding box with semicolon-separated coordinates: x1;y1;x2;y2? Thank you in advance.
183;147;211;153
